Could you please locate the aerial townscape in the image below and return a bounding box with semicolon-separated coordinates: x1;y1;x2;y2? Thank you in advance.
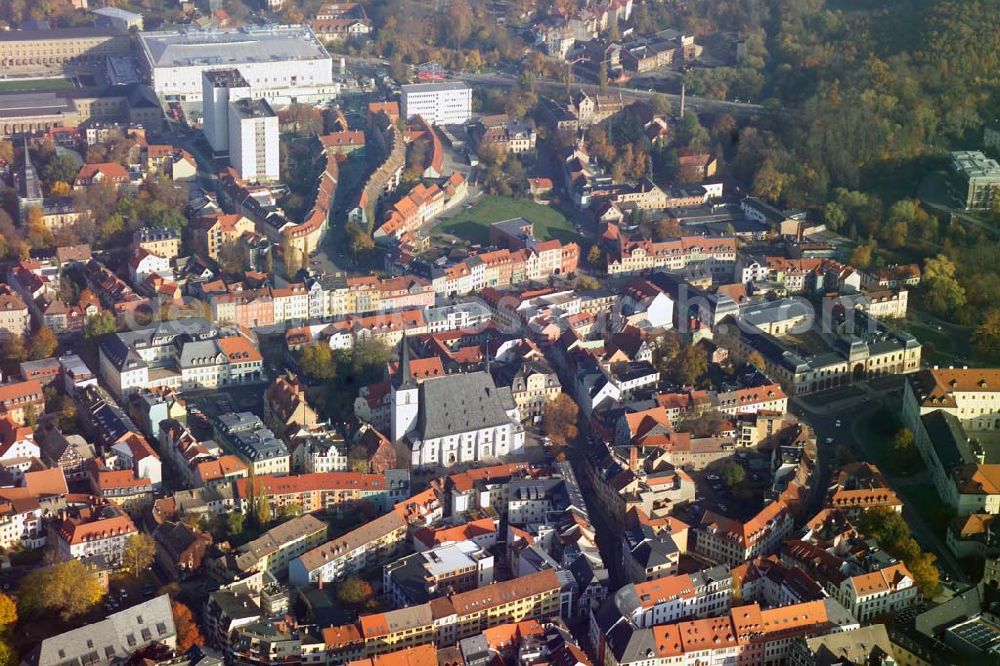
0;0;999;665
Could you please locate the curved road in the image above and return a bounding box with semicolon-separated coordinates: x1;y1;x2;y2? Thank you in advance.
458;72;766;117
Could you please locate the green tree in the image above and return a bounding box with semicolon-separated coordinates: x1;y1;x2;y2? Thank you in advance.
40;154;79;191
300;343;336;381
352;338;392;375
891;427;914;456
823;202;847;232
277;501;302;520
676;111;710;151
651;330;681;377
84;311;117;339
650;92;672;116
721;462;746;488
226;512;245;537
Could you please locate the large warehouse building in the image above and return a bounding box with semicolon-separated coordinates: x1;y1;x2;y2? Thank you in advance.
137;25;333;101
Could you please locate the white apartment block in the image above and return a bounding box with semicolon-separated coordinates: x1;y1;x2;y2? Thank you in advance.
400;82;472;125
229;98;279;182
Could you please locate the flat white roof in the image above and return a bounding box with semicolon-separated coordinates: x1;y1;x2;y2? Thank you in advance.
401;82;471;93
92;7;142;20
140;25;330;69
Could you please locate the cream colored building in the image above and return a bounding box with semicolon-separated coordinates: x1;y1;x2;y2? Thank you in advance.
135;227;182;260
0;27;130;74
0;288;29;341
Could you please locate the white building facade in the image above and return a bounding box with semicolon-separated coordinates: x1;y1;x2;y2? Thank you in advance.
229;98;280;182
400;82;472;125
138;25;334;101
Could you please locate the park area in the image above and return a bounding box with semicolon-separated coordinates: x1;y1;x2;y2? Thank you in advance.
0;78;74;92
436;195;580;245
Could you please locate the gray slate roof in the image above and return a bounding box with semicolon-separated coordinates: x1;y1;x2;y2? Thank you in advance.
416;371;516;440
29;594;175;666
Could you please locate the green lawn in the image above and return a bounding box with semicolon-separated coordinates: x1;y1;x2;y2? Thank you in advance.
437;196;578;245
897;482;953;537
901;314;976;366
0;78;74;92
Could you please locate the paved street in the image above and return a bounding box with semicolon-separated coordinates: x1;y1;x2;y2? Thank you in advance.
791;381;967;585
458;72;766;118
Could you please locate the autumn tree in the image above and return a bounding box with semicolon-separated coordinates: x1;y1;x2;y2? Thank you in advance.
337;577;374;606
28;326;58;360
0;593;16;628
218;241;250;275
0;336;26;364
923;254;966;317
543;393;579;447
300;343;336;381
747;351;766;370
26;207;54;249
671;343;708;387
172;601;205;653
676;410;726;437
849;241;877;269
654;217;683;241
587;245;602;266
972;308;1000;362
651;330;681;377
123;533;156;576
752;160;786;202
40;154;79;192
18;560;103;621
858;507;940;597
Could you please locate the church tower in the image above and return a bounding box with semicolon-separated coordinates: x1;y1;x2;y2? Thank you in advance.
390;335;419;441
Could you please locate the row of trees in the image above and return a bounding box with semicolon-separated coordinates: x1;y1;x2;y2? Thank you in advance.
858;507;941;598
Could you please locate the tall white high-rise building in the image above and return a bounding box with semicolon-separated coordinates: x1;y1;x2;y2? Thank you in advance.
400;82;472;125
228;98;279;182
202;69;250;156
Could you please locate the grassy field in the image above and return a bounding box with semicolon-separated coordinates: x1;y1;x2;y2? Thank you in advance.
437;196;579;245
0;78;74;92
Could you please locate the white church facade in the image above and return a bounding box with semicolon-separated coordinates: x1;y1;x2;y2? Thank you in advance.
390;341;526;470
